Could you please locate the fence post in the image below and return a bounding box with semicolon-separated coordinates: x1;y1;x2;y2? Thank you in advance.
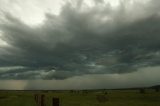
41;94;45;106
34;94;46;106
38;94;41;106
52;97;59;106
34;94;39;106
139;88;145;94
155;87;159;92
34;94;38;102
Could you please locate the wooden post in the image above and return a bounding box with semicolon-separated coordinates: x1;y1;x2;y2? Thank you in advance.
41;94;45;106
155;87;159;92
34;94;45;106
139;88;145;94
38;95;41;106
52;97;59;106
34;94;39;106
34;94;38;102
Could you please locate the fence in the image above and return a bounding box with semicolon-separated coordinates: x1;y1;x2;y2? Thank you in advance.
34;94;59;106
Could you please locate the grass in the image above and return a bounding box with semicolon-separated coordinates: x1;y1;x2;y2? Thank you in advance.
0;89;160;106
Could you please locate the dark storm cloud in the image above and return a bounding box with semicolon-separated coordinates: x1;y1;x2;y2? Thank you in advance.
0;0;160;79
0;66;160;90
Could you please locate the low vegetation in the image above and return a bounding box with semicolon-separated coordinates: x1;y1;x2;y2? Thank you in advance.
0;89;160;106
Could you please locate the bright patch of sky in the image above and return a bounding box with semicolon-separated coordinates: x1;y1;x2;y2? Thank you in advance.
0;31;7;46
0;0;63;26
0;0;151;26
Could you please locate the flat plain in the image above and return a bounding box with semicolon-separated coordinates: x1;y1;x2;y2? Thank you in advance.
0;89;160;106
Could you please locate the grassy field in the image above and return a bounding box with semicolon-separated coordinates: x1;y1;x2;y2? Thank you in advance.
0;89;160;106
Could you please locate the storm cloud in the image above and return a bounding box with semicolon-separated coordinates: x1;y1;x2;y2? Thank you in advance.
0;66;160;90
0;0;160;79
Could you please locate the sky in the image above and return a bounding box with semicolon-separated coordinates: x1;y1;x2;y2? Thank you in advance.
0;0;160;90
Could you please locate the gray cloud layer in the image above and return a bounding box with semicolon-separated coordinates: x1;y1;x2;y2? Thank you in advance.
0;0;160;79
0;66;160;90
